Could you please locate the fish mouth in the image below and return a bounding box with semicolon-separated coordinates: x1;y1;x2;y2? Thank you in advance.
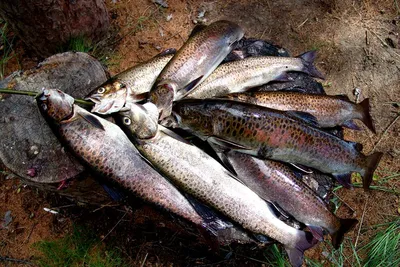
84;94;101;104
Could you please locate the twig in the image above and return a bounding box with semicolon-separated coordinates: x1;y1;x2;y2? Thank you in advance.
24;222;38;244
140;253;148;267
297;18;309;29
354;196;368;249
0;88;94;107
372;113;400;151
100;211;127;243
0;256;33;265
332;191;355;213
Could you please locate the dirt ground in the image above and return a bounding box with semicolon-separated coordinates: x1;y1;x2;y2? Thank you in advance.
1;0;399;266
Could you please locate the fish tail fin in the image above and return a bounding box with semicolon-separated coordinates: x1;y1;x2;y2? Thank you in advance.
298;51;325;79
331;218;358;249
358;98;376;134
285;231;318;267
361;152;383;190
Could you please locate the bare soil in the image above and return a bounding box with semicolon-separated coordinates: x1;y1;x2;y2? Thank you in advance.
1;0;399;266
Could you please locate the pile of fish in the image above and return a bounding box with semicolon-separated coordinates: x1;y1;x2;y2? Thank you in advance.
36;20;383;267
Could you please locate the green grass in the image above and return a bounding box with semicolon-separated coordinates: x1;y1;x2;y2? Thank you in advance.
0;21;18;80
33;224;126;267
263;244;290;267
362;219;400;267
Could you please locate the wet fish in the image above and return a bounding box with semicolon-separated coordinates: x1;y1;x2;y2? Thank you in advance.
222;91;375;133
226;150;358;248
117;103;318;267
149;20;244;120
185;51;324;99
85;53;174;114
36;89;257;245
171;99;383;190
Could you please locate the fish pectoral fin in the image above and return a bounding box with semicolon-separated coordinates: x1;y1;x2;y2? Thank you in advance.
342;120;361;131
306;225;325;241
185;193;233;235
206;141;238;176
270;202;292;219
181;76;204;94
285;110;320;128
289;163;314;174
332;173;353;189
207;136;252;150
348;141;363;151
188;24;207;38
76;111;105;130
274;71;293;82
158;125;191;145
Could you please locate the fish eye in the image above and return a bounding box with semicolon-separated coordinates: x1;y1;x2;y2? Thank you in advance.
119;83;127;88
97;87;106;94
41;103;47;111
123;117;131;125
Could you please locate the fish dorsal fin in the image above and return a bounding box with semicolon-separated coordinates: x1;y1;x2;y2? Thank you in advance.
285;110;319;127
158;125;191;145
189;24;207;38
76;111;105;130
335;94;351;101
157;48;176;57
207;136;252;150
349;141;363;151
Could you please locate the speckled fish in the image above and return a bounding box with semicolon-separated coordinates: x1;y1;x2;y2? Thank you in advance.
171;99;383;190
117;102;318;267
85;53;174;115
226;150;358;248
184;51;324;99
222;91;375;133
149;20;244;120
36;89;258;245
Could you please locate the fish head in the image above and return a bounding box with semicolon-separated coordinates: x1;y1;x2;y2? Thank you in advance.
36;88;74;123
171;100;213;133
85;80;128;115
149;82;176;120
117;102;158;139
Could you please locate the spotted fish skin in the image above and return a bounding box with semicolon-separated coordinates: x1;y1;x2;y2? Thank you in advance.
150;20;244;120
223;92;375;132
37;89;208;228
185;52;323;99
172;99;382;190
226;151;358;247
117;106;317;266
85;54;173;115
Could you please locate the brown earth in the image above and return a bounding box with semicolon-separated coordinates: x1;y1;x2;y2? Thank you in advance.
1;0;399;266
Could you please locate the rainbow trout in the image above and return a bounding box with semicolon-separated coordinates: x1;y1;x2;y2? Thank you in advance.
184;51;324;99
116;102;318;267
223;91;375;133
226;151;358;248
149;20;244;120
36;89;258;245
85;53;174;115
171;99;383;190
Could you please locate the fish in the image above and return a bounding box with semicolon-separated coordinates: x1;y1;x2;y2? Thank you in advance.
184;51;325;99
222;91;375;133
36;89;259;246
117;102;318;267
170;99;383;190
225;150;358;248
85;53;174;115
149;20;244;120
